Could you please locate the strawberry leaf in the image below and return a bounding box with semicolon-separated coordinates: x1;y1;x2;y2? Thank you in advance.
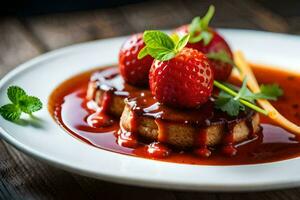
188;5;215;45
189;28;213;45
201;5;215;30
189;17;201;36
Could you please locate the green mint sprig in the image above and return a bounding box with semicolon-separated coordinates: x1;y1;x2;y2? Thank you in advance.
257;84;283;100
188;5;215;45
214;78;283;116
138;30;190;61
0;86;43;121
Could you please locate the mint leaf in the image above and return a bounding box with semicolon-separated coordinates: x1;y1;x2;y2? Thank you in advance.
138;33;187;60
0;104;21;121
175;34;190;52
170;33;180;44
147;47;176;61
7;86;27;104
19;96;43;114
139;30;189;61
0;85;43;122
137;46;148;59
143;30;175;49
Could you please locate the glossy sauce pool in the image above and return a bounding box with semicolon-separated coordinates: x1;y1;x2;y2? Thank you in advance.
48;64;300;165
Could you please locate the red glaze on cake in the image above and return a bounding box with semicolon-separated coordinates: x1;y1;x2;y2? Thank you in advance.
81;67;260;157
49;65;300;165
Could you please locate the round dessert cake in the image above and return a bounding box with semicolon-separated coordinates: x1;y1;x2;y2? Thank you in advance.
86;68;260;155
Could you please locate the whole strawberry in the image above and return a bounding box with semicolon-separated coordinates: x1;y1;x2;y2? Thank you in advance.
138;31;214;108
175;5;234;81
119;33;154;87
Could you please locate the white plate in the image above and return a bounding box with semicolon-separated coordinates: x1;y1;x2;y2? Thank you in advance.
1;29;300;192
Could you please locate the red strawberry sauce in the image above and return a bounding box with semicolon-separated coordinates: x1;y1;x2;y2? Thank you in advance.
48;65;300;165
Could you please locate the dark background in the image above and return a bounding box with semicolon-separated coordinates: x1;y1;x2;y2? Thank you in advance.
1;0;145;16
1;0;300;200
1;0;300;17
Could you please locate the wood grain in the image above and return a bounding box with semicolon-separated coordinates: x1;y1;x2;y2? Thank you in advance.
23;9;132;50
0;0;300;199
119;0;192;31
73;176;177;200
0;18;40;77
228;0;289;32
0;17;95;200
3;143;89;200
183;0;260;29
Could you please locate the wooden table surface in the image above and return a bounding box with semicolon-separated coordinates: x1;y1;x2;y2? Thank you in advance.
1;0;300;199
